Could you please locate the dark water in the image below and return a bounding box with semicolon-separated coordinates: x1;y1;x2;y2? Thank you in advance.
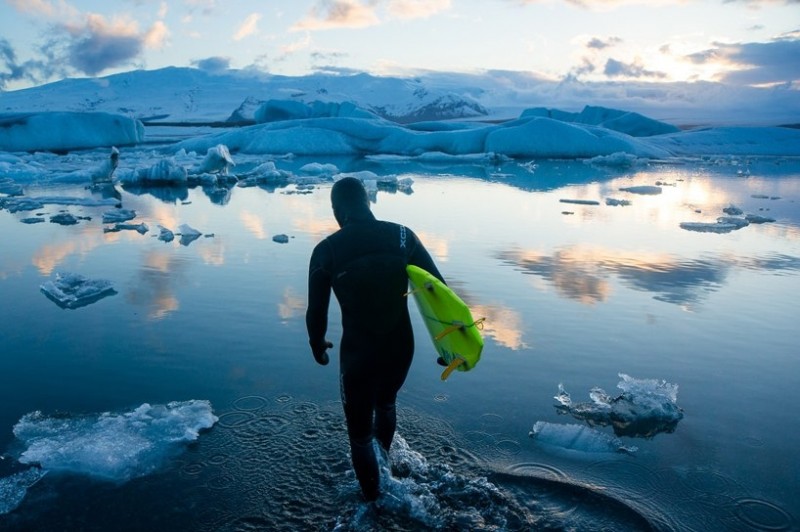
1;156;799;531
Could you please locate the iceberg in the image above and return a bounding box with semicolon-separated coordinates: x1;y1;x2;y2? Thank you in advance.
554;374;683;438
0;112;143;152
157;225;175;242
529;421;637;454
12;400;217;482
40;272;117;309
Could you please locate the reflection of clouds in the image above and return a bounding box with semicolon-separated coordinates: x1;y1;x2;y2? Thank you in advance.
278;286;305;321
32;225;104;275
499;245;800;307
240;210;267;240
497;245;738;307
197;237;225;266
498;247;612;305
126;249;186;319
150;203;180;231
470;303;528;351
416;231;450;263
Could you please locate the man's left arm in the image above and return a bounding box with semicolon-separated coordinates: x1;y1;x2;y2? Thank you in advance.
306;243;333;365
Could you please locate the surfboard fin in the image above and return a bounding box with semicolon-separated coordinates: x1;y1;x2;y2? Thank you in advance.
440;358;465;381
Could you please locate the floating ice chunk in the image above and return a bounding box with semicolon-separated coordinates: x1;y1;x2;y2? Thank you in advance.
745;214;776;224
620;185;662;195
529;421;636;454
50;213;80;225
93;147;119;184
0;467;47;515
606;198;632;206
12;400;217;482
299;162;339;175
191;144;235;175
157;225;175;242
272;234;289;244
585;152;643;167
555;374;683;438
679;221;738;234
20;217;45;224
127;159;188;185
104;222;149;235
723;205;743;215
178;223;202;246
560;198;600;206
40;272;117;309
102;208;136;224
716;216;749;229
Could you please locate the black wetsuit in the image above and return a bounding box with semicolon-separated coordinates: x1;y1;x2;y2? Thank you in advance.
306;210;442;500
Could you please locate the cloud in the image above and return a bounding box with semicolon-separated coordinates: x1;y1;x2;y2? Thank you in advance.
291;0;381;31
5;0;79;19
57;14;169;76
722;0;800;6
604;57;667;79
191;56;231;72
586;37;623;50
234;13;262;41
386;0;451;19
686;36;800;85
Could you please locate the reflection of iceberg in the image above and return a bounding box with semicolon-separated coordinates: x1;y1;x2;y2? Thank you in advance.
12;400;217;482
40;272;117;309
554;374;683;438
529;421;636;454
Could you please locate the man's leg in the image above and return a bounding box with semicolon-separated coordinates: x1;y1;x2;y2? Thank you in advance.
341;369;380;501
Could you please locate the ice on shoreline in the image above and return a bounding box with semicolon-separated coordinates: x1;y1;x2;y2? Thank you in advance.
529;421;637;454
11;400;217;481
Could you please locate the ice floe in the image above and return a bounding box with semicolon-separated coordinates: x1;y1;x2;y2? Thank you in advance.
40;272;117;309
554;373;683;438
102;208;137;224
0;467;47;515
0;112;143;152
529;421;637;454
178;223;202;246
0;400;217;513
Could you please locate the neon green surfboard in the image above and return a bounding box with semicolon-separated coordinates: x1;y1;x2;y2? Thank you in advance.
406;265;484;380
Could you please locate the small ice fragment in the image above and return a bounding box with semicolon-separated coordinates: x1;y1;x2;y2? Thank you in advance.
679;222;738;234
102;208;136;224
20;217;45;224
559;199;600;206
157;225;174;242
745;214;776;224
716;216;749;229
178;224;202;246
272;234;289;244
620;185;662;195
605;198;632;206
723;205;743;215
40;272;117;309
49;213;79;225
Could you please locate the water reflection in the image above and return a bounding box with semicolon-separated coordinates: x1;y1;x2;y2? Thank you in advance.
470;303;528;350
126;249;188;319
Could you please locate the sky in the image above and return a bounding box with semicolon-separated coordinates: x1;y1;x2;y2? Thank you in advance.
0;0;798;92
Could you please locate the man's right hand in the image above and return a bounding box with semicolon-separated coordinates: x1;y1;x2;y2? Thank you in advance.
312;341;334;366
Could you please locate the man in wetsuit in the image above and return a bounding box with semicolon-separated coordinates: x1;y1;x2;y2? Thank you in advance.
306;177;444;502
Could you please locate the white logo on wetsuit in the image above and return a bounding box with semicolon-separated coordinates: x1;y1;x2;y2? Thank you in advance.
399;225;407;248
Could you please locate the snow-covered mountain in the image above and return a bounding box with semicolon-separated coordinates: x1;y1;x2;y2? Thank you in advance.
0;67;490;125
2;66;799;127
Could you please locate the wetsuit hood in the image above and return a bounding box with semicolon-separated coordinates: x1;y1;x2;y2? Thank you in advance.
332;177;373;227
